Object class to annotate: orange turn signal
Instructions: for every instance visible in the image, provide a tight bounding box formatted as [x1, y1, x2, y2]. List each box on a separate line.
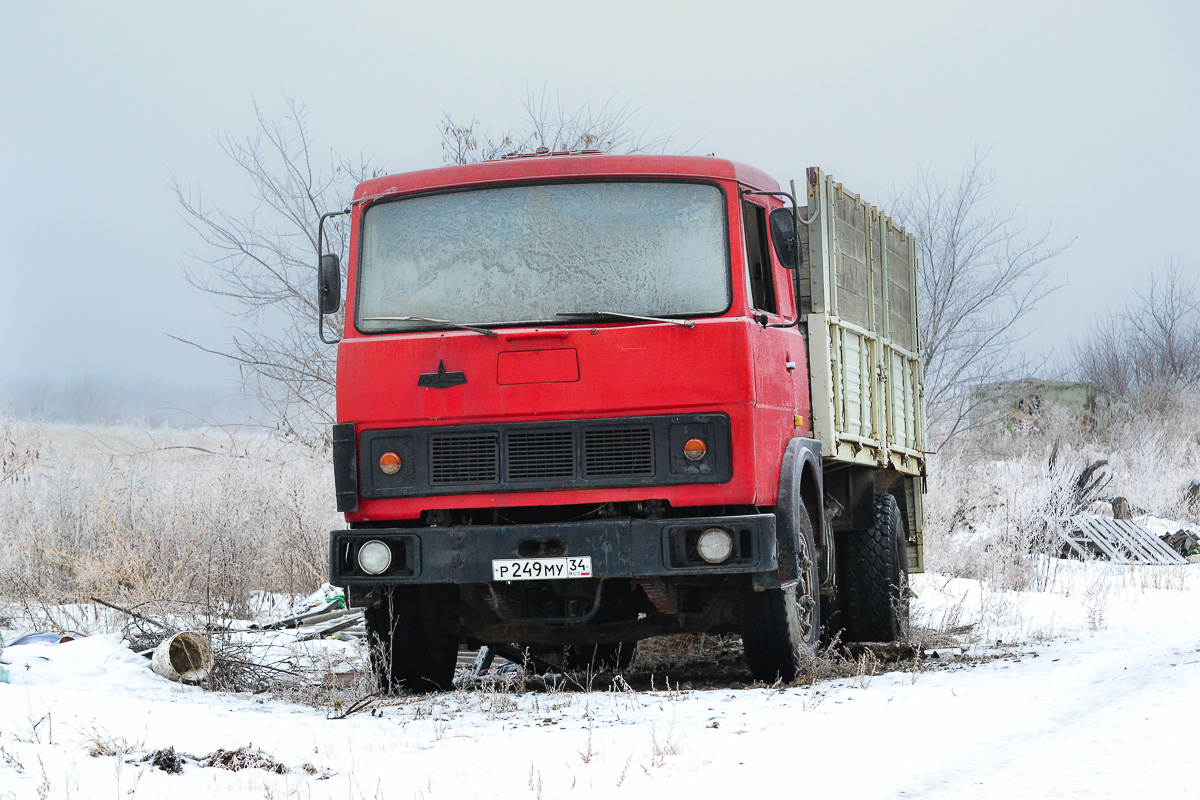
[379, 452, 402, 475]
[683, 438, 707, 461]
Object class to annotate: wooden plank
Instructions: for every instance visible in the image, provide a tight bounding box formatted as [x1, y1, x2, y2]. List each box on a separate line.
[1064, 518, 1187, 565]
[1115, 520, 1186, 562]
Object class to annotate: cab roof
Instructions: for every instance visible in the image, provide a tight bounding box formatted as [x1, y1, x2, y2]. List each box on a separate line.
[352, 154, 782, 204]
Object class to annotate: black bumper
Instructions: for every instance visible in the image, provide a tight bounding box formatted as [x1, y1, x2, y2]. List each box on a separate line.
[330, 514, 777, 585]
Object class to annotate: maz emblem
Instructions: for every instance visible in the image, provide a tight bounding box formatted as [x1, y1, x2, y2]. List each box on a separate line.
[418, 360, 467, 389]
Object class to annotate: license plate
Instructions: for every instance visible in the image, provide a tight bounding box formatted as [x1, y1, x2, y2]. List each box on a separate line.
[492, 556, 593, 581]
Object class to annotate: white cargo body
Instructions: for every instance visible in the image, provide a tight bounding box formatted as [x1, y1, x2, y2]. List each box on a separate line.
[797, 167, 927, 477]
[795, 168, 927, 571]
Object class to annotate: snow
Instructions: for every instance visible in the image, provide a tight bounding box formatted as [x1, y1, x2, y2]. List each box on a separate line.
[1, 563, 1197, 799]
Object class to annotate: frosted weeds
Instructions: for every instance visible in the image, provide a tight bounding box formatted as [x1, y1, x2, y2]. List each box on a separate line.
[0, 422, 339, 615]
[924, 388, 1200, 592]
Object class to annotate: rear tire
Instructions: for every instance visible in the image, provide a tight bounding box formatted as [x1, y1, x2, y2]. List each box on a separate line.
[363, 586, 459, 693]
[740, 496, 820, 683]
[844, 494, 910, 642]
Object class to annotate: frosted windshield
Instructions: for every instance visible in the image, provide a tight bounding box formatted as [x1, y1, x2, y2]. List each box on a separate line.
[356, 182, 729, 332]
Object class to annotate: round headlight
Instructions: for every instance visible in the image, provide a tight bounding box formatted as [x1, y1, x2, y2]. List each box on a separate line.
[357, 540, 392, 575]
[683, 438, 707, 461]
[697, 528, 734, 564]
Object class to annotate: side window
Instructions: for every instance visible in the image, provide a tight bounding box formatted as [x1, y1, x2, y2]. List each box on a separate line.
[742, 200, 777, 314]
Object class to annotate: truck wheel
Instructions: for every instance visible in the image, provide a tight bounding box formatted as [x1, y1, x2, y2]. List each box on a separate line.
[564, 641, 638, 673]
[363, 586, 459, 693]
[844, 494, 910, 642]
[740, 498, 820, 683]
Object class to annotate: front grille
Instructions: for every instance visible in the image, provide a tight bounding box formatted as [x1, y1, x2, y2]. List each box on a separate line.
[358, 413, 730, 499]
[507, 429, 574, 481]
[583, 427, 654, 477]
[429, 433, 499, 484]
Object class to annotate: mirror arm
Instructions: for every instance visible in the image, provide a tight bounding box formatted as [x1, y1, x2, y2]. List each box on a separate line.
[318, 208, 351, 345]
[743, 188, 805, 327]
[742, 189, 801, 270]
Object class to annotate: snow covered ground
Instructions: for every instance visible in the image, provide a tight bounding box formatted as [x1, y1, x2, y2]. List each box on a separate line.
[1, 562, 1196, 800]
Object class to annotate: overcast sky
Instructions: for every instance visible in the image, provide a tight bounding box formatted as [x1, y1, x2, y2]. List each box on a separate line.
[2, 1, 1197, 393]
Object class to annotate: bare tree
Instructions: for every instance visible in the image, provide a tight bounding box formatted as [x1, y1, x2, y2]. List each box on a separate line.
[891, 149, 1069, 447]
[440, 87, 675, 165]
[176, 91, 667, 441]
[1070, 316, 1131, 397]
[172, 96, 380, 440]
[1073, 259, 1200, 396]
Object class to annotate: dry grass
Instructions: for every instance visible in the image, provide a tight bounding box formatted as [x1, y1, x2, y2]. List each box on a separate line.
[0, 414, 359, 703]
[631, 634, 745, 674]
[0, 419, 339, 620]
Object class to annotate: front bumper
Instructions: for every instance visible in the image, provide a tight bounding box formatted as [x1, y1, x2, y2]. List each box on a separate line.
[330, 514, 776, 585]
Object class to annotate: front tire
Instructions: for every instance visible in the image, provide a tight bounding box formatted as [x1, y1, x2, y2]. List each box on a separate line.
[363, 586, 459, 693]
[843, 493, 910, 642]
[740, 497, 820, 683]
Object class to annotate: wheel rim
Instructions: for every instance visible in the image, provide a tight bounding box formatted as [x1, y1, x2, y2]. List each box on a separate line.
[795, 532, 817, 642]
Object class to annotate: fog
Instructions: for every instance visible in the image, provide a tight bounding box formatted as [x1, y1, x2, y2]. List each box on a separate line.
[2, 1, 1197, 422]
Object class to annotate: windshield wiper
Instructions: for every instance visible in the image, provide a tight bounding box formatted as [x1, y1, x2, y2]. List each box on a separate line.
[361, 316, 499, 337]
[555, 311, 695, 328]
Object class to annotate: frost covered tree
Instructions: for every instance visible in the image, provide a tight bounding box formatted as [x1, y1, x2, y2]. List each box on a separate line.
[1072, 259, 1200, 396]
[175, 91, 664, 441]
[438, 87, 673, 165]
[891, 150, 1069, 447]
[172, 96, 377, 441]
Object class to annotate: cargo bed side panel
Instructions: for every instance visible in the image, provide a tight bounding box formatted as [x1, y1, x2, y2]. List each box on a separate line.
[799, 167, 926, 476]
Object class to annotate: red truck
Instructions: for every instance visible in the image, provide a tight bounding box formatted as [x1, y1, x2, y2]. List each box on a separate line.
[318, 153, 927, 691]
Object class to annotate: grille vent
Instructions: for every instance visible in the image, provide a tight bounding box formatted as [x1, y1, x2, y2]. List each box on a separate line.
[507, 429, 574, 481]
[583, 427, 654, 477]
[429, 434, 499, 485]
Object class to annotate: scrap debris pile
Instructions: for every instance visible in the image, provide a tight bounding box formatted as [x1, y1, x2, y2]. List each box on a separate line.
[1056, 514, 1200, 565]
[0, 584, 366, 689]
[244, 584, 364, 638]
[1162, 528, 1200, 561]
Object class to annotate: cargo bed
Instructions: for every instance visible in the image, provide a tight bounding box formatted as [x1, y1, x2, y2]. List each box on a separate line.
[795, 167, 927, 571]
[798, 167, 927, 477]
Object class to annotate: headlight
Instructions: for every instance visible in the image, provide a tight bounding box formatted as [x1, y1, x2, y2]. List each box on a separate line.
[697, 528, 733, 564]
[357, 540, 392, 575]
[683, 438, 707, 461]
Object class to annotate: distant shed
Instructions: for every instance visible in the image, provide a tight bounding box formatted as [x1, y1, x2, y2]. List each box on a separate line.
[969, 379, 1112, 433]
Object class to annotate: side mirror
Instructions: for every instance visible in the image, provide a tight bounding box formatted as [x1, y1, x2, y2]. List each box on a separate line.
[769, 207, 800, 270]
[319, 253, 341, 315]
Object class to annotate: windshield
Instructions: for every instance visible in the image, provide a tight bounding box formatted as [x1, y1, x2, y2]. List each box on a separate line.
[355, 181, 730, 333]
